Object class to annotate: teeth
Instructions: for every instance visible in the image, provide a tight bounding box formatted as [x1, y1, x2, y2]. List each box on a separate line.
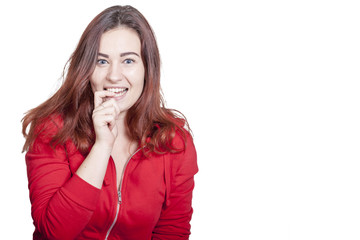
[106, 88, 127, 94]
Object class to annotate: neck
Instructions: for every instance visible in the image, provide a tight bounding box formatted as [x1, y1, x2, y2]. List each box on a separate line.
[113, 114, 138, 155]
[115, 113, 129, 140]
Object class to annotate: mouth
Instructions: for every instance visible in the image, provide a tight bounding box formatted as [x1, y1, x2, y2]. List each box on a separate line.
[105, 87, 128, 97]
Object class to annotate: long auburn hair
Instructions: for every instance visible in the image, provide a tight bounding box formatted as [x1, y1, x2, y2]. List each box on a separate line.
[22, 5, 189, 155]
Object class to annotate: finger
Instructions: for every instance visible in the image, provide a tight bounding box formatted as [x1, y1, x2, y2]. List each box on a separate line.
[99, 100, 119, 130]
[99, 98, 117, 107]
[94, 91, 115, 108]
[108, 98, 121, 117]
[104, 115, 116, 130]
[108, 116, 116, 131]
[93, 113, 116, 128]
[93, 105, 116, 116]
[95, 98, 120, 117]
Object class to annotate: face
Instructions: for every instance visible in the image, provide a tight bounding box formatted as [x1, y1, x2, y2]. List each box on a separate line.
[90, 27, 145, 115]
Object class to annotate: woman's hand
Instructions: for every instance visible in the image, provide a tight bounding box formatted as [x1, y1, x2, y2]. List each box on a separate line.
[92, 91, 120, 149]
[75, 91, 120, 189]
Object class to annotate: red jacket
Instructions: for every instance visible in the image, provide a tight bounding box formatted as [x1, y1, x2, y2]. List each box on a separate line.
[25, 116, 198, 239]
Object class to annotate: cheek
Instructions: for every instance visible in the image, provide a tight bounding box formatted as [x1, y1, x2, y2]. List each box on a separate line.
[128, 67, 145, 91]
[136, 67, 145, 90]
[139, 79, 145, 92]
[89, 72, 103, 91]
[136, 74, 145, 93]
[89, 79, 97, 93]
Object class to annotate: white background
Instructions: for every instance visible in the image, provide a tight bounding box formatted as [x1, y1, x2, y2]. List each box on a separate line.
[1, 0, 360, 239]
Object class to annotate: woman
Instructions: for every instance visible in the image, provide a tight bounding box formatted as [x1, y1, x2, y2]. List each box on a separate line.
[22, 5, 197, 240]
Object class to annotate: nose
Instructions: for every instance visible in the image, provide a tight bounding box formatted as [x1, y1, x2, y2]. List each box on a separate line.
[107, 62, 124, 82]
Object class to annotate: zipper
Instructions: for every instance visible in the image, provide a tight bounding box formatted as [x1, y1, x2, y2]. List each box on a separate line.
[104, 202, 119, 240]
[104, 148, 141, 239]
[117, 148, 141, 203]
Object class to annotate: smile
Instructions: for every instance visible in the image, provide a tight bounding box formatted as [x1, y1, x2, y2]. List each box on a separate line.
[105, 87, 128, 96]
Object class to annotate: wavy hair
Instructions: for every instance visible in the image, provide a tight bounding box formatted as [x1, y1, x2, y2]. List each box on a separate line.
[22, 5, 189, 155]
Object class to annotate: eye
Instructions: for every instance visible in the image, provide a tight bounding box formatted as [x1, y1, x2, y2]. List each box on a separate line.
[124, 59, 134, 64]
[97, 59, 108, 65]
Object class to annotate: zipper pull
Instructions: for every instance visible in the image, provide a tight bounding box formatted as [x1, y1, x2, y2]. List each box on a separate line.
[118, 190, 121, 203]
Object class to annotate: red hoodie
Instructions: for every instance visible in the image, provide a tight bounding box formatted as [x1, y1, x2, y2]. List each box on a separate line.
[25, 116, 198, 239]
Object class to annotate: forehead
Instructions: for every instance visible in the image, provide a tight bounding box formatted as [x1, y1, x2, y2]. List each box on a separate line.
[99, 27, 141, 53]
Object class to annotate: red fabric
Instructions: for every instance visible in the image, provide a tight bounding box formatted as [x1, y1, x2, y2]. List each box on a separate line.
[26, 116, 198, 240]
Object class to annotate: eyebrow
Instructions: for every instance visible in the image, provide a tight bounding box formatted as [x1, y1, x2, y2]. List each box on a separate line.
[120, 52, 140, 57]
[97, 52, 140, 58]
[98, 53, 109, 58]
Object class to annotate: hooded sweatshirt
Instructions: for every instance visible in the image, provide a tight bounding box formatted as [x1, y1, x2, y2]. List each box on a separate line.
[25, 115, 198, 239]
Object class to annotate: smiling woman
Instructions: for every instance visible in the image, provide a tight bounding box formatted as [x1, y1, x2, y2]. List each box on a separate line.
[21, 5, 197, 240]
[90, 27, 145, 115]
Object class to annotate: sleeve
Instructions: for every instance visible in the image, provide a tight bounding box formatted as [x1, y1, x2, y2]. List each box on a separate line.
[152, 132, 198, 240]
[25, 119, 101, 240]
